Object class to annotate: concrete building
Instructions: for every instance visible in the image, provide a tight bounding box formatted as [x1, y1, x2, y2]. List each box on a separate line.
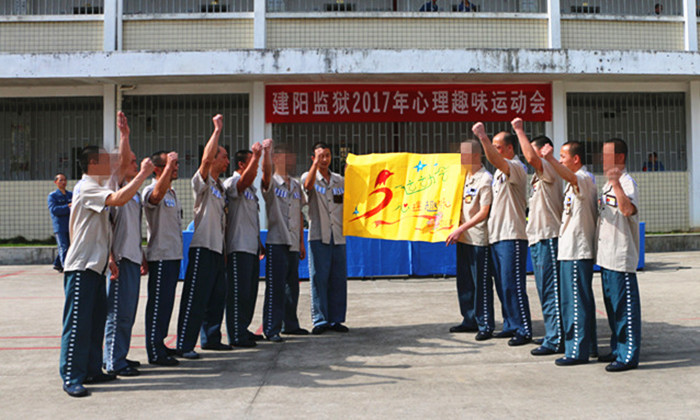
[1, 0, 698, 240]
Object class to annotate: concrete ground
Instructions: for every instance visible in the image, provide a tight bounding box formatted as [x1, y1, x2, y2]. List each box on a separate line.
[0, 252, 698, 419]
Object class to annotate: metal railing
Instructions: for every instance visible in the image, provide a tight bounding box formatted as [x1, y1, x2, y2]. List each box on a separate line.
[0, 1, 104, 15]
[560, 0, 683, 16]
[123, 0, 254, 14]
[268, 0, 547, 13]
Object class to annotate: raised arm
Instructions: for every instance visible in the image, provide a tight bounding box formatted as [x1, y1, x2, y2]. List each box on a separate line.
[237, 142, 262, 194]
[116, 111, 133, 183]
[472, 122, 509, 176]
[303, 147, 324, 191]
[541, 144, 577, 187]
[149, 152, 178, 205]
[106, 158, 154, 207]
[261, 138, 273, 191]
[511, 117, 543, 174]
[606, 168, 637, 217]
[299, 212, 306, 260]
[198, 114, 223, 179]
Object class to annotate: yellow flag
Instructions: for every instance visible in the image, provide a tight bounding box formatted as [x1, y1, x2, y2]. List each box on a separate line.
[343, 153, 466, 243]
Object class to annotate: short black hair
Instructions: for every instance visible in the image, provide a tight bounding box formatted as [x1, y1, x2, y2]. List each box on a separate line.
[234, 149, 252, 168]
[605, 138, 628, 163]
[563, 141, 585, 163]
[531, 135, 553, 149]
[312, 142, 330, 154]
[54, 172, 66, 181]
[79, 145, 101, 173]
[151, 150, 168, 167]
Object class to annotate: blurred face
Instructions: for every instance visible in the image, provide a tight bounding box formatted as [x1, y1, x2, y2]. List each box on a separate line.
[603, 142, 624, 172]
[92, 150, 112, 177]
[154, 153, 179, 181]
[54, 174, 67, 191]
[559, 145, 578, 172]
[459, 142, 481, 168]
[274, 151, 297, 175]
[315, 147, 332, 171]
[213, 146, 229, 176]
[237, 152, 253, 172]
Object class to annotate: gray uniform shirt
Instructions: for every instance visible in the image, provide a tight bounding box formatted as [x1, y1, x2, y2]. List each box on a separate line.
[526, 159, 564, 246]
[110, 191, 142, 265]
[488, 156, 528, 244]
[224, 172, 260, 255]
[596, 172, 640, 273]
[64, 174, 114, 274]
[263, 173, 305, 252]
[458, 167, 493, 247]
[558, 166, 598, 261]
[301, 171, 345, 245]
[143, 180, 183, 262]
[189, 171, 226, 254]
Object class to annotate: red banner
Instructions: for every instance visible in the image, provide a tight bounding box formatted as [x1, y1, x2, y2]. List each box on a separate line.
[266, 84, 551, 124]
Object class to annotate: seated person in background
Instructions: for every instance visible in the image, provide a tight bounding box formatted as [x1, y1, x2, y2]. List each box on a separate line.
[642, 152, 664, 172]
[419, 0, 439, 12]
[654, 3, 663, 15]
[458, 0, 476, 11]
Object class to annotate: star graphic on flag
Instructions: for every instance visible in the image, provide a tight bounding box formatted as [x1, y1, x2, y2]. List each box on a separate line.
[353, 206, 359, 215]
[414, 161, 427, 172]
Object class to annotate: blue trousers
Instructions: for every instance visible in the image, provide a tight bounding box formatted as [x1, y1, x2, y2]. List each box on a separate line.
[490, 239, 532, 338]
[59, 270, 107, 387]
[530, 238, 563, 351]
[456, 243, 494, 333]
[53, 231, 70, 269]
[177, 247, 226, 352]
[263, 245, 301, 337]
[226, 251, 260, 345]
[103, 259, 141, 372]
[309, 239, 347, 327]
[560, 259, 597, 360]
[145, 259, 180, 362]
[601, 268, 642, 366]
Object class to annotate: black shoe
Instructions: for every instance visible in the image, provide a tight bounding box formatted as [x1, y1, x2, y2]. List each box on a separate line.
[598, 353, 616, 363]
[232, 340, 257, 348]
[475, 331, 493, 341]
[266, 334, 284, 343]
[532, 338, 544, 345]
[84, 372, 117, 384]
[494, 330, 515, 339]
[110, 366, 140, 377]
[605, 361, 638, 372]
[53, 266, 64, 273]
[165, 347, 177, 356]
[63, 383, 89, 397]
[330, 324, 349, 333]
[555, 357, 589, 366]
[126, 359, 141, 367]
[530, 346, 557, 356]
[282, 328, 310, 335]
[312, 325, 329, 335]
[201, 342, 233, 351]
[449, 324, 479, 333]
[248, 331, 264, 341]
[508, 335, 532, 347]
[175, 350, 200, 359]
[149, 356, 179, 366]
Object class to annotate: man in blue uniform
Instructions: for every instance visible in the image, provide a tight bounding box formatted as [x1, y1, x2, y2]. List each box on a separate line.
[48, 173, 72, 272]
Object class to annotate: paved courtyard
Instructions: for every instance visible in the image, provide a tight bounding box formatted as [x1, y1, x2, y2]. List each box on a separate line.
[0, 251, 698, 419]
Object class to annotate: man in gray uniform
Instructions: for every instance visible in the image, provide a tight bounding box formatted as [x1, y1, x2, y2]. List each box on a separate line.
[224, 143, 265, 347]
[143, 150, 182, 367]
[512, 118, 564, 356]
[60, 146, 153, 397]
[103, 112, 149, 377]
[596, 138, 642, 372]
[176, 114, 231, 359]
[541, 141, 598, 366]
[301, 142, 348, 335]
[261, 140, 307, 342]
[445, 139, 494, 340]
[472, 122, 532, 346]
